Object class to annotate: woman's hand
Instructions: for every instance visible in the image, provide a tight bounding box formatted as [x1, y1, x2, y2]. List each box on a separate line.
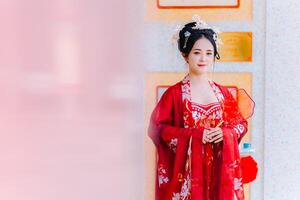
[206, 127, 223, 143]
[202, 129, 211, 144]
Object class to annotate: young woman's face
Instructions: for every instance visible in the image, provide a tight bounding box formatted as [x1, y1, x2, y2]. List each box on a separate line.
[185, 37, 215, 76]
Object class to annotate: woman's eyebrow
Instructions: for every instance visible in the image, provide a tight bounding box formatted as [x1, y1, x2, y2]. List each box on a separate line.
[193, 49, 213, 51]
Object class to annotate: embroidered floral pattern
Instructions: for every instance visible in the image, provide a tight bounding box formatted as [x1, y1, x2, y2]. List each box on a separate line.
[209, 80, 225, 102]
[172, 193, 180, 200]
[182, 76, 191, 102]
[180, 173, 191, 198]
[234, 178, 243, 191]
[192, 102, 223, 128]
[171, 174, 191, 200]
[168, 138, 178, 153]
[182, 76, 193, 129]
[229, 160, 239, 169]
[234, 124, 246, 135]
[158, 165, 169, 187]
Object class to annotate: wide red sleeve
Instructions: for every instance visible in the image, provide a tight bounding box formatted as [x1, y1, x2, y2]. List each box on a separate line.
[148, 86, 203, 147]
[221, 87, 248, 143]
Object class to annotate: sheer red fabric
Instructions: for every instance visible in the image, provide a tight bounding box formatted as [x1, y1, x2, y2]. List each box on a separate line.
[230, 88, 255, 120]
[148, 78, 249, 200]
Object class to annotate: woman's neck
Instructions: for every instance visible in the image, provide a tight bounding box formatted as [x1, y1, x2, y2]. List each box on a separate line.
[189, 73, 211, 86]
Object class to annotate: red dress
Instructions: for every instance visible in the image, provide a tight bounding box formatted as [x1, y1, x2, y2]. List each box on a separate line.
[191, 102, 223, 200]
[148, 75, 248, 200]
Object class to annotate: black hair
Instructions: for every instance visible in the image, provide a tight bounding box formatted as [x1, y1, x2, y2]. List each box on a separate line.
[178, 22, 220, 59]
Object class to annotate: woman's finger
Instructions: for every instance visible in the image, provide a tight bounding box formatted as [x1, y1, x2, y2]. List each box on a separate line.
[202, 134, 206, 144]
[213, 137, 223, 143]
[209, 134, 223, 142]
[206, 128, 219, 135]
[202, 130, 209, 144]
[206, 127, 222, 135]
[203, 137, 210, 144]
[207, 130, 222, 138]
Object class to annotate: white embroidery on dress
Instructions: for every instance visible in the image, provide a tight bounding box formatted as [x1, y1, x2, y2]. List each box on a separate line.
[171, 174, 191, 200]
[229, 160, 239, 168]
[234, 178, 243, 191]
[172, 193, 180, 200]
[215, 109, 222, 119]
[168, 138, 178, 153]
[236, 124, 245, 133]
[180, 174, 191, 198]
[233, 127, 239, 134]
[210, 81, 225, 102]
[192, 103, 221, 115]
[182, 76, 191, 102]
[158, 166, 169, 187]
[233, 124, 245, 135]
[192, 110, 199, 119]
[182, 84, 190, 94]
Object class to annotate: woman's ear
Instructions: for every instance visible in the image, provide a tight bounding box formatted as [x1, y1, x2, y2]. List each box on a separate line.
[181, 53, 188, 63]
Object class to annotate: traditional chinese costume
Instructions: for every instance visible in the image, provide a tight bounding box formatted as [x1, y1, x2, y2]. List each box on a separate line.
[148, 75, 249, 200]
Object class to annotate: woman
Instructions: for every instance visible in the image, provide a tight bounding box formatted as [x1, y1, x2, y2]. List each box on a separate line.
[148, 16, 248, 200]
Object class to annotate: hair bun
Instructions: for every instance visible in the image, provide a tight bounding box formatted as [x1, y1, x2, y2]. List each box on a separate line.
[177, 22, 220, 59]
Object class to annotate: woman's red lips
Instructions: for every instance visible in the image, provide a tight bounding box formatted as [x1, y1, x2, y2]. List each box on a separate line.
[198, 64, 206, 67]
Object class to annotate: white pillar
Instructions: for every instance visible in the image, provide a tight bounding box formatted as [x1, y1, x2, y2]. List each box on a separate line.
[264, 0, 300, 199]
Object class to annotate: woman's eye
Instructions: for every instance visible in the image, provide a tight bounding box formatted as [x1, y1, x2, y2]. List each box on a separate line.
[194, 52, 200, 54]
[207, 52, 213, 55]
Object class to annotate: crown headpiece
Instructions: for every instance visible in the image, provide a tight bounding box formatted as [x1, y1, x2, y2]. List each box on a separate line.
[171, 15, 223, 50]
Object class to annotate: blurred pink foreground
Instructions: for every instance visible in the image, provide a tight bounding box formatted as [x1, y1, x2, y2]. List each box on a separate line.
[0, 1, 143, 199]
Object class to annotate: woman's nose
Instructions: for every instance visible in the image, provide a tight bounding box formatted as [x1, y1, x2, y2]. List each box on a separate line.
[199, 53, 206, 61]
